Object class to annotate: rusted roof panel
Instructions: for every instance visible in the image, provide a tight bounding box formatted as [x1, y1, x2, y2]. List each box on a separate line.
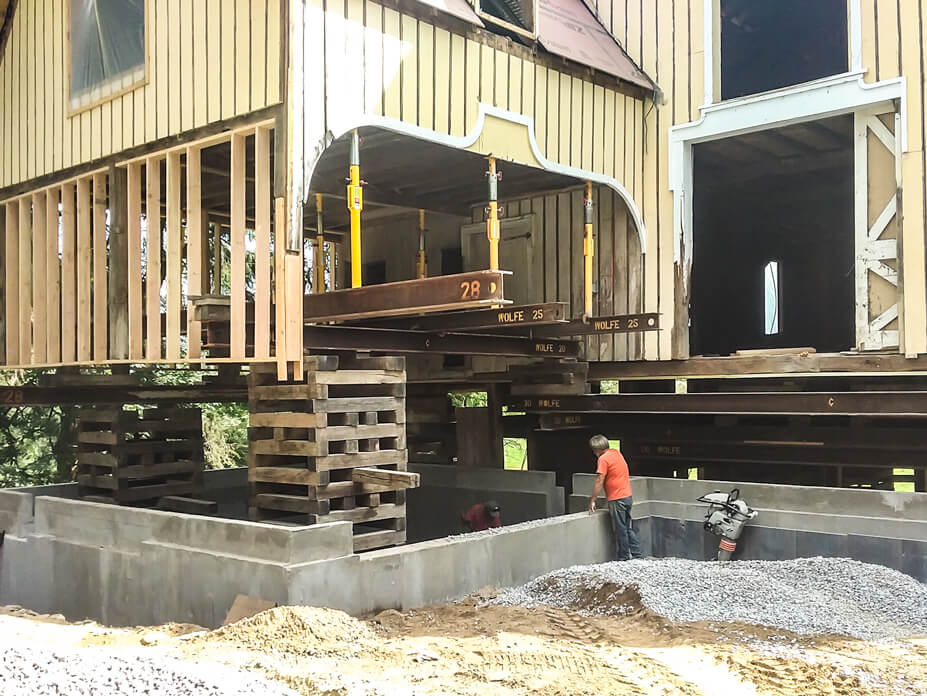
[414, 0, 484, 26]
[537, 0, 653, 90]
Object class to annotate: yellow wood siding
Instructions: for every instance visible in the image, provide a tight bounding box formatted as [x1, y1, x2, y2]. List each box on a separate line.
[0, 0, 284, 191]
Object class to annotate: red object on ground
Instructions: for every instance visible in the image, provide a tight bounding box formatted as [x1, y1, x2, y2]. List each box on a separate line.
[462, 503, 501, 532]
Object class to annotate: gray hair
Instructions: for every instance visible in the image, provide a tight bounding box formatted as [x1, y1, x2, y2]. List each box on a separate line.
[588, 434, 610, 452]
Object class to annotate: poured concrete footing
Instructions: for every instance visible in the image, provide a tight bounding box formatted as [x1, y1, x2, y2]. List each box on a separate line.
[1, 474, 925, 628]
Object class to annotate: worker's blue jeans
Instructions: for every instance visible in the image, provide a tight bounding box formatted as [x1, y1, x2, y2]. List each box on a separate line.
[608, 497, 642, 561]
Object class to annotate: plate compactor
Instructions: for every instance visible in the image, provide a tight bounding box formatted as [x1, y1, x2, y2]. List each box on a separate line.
[697, 488, 758, 561]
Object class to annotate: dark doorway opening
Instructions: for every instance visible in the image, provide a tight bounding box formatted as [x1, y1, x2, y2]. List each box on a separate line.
[721, 0, 848, 100]
[690, 115, 855, 356]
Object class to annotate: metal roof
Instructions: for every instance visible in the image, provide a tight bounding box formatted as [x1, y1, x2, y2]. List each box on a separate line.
[537, 0, 653, 90]
[414, 0, 484, 26]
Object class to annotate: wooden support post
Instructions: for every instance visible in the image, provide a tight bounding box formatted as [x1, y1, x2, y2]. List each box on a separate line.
[254, 127, 271, 358]
[283, 197, 303, 374]
[212, 221, 222, 294]
[92, 173, 109, 361]
[146, 157, 162, 360]
[32, 192, 47, 364]
[186, 147, 203, 360]
[46, 189, 61, 363]
[19, 196, 33, 364]
[0, 206, 6, 364]
[274, 199, 286, 378]
[230, 132, 246, 360]
[76, 177, 92, 362]
[60, 183, 76, 363]
[109, 165, 129, 361]
[127, 163, 143, 360]
[4, 202, 18, 365]
[166, 152, 182, 360]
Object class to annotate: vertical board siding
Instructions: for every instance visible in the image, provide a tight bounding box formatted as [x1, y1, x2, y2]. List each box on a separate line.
[92, 173, 108, 361]
[0, 0, 284, 190]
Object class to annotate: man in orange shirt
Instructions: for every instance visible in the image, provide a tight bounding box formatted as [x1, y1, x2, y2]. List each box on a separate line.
[588, 435, 641, 561]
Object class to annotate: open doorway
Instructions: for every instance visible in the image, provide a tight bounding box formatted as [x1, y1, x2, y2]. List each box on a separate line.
[690, 115, 855, 356]
[720, 0, 848, 100]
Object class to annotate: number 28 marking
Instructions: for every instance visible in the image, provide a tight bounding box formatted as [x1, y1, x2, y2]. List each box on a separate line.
[460, 280, 481, 299]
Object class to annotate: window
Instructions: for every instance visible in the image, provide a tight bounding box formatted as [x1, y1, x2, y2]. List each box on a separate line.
[474, 0, 536, 38]
[70, 0, 146, 111]
[764, 261, 780, 335]
[720, 0, 847, 100]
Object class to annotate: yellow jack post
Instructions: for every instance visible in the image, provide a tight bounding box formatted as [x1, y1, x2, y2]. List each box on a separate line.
[486, 157, 500, 271]
[347, 130, 363, 288]
[416, 209, 427, 279]
[314, 194, 325, 294]
[583, 182, 595, 319]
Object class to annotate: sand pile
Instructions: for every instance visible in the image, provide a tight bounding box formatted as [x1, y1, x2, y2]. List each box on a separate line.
[203, 606, 373, 657]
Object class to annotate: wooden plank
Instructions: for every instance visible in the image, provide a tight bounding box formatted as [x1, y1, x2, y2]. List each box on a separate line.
[166, 151, 182, 360]
[418, 22, 434, 129]
[156, 0, 170, 138]
[248, 467, 326, 485]
[92, 173, 108, 361]
[31, 192, 47, 363]
[401, 14, 418, 124]
[266, 0, 282, 104]
[253, 493, 327, 515]
[363, 0, 384, 117]
[45, 188, 60, 362]
[543, 194, 557, 302]
[230, 133, 247, 360]
[186, 147, 203, 359]
[254, 128, 271, 358]
[382, 8, 402, 120]
[876, 0, 900, 81]
[314, 503, 403, 524]
[59, 184, 76, 362]
[249, 412, 325, 428]
[16, 195, 30, 363]
[4, 202, 19, 364]
[127, 163, 143, 359]
[207, 0, 222, 123]
[351, 467, 420, 488]
[556, 192, 571, 304]
[108, 166, 129, 361]
[250, 0, 267, 110]
[192, 0, 208, 128]
[314, 449, 407, 471]
[311, 371, 404, 386]
[76, 178, 92, 361]
[494, 48, 507, 109]
[274, 200, 285, 372]
[146, 158, 162, 360]
[251, 440, 321, 457]
[324, 423, 402, 441]
[118, 460, 202, 479]
[464, 39, 480, 133]
[282, 197, 303, 370]
[235, 0, 251, 115]
[860, 0, 876, 82]
[434, 27, 450, 134]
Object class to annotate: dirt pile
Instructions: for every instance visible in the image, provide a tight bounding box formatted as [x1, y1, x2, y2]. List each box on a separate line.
[202, 606, 374, 657]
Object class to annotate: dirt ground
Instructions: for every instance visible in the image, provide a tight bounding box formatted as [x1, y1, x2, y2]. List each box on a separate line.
[3, 594, 926, 696]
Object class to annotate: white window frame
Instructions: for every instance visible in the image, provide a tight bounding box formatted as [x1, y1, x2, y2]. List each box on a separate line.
[702, 0, 863, 108]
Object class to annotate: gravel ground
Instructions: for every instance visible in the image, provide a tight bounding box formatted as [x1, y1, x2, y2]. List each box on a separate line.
[0, 643, 300, 696]
[495, 557, 927, 641]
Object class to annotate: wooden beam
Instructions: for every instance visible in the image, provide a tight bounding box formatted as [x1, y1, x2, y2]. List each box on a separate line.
[31, 192, 47, 364]
[60, 183, 76, 362]
[351, 467, 421, 488]
[4, 201, 19, 364]
[254, 127, 271, 358]
[230, 133, 246, 360]
[166, 152, 183, 360]
[45, 189, 60, 363]
[303, 271, 509, 323]
[187, 147, 203, 359]
[18, 195, 32, 364]
[127, 163, 143, 359]
[77, 177, 92, 361]
[356, 302, 568, 331]
[146, 157, 162, 360]
[92, 174, 109, 361]
[108, 166, 129, 361]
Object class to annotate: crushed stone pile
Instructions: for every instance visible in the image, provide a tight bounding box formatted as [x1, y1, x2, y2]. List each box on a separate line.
[202, 605, 374, 656]
[0, 643, 300, 696]
[495, 557, 927, 641]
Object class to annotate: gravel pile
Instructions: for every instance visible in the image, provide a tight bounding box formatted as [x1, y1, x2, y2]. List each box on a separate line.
[0, 643, 300, 696]
[495, 557, 927, 640]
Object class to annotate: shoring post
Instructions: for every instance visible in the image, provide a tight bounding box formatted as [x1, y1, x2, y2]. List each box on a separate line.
[416, 209, 427, 279]
[486, 156, 501, 271]
[314, 194, 325, 293]
[583, 182, 595, 318]
[347, 130, 363, 288]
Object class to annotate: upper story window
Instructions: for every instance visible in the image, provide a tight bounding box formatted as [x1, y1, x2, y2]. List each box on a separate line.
[721, 0, 847, 100]
[474, 0, 536, 39]
[69, 0, 146, 112]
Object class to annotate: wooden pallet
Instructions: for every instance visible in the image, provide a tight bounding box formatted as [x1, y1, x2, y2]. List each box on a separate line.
[76, 406, 205, 506]
[247, 356, 417, 552]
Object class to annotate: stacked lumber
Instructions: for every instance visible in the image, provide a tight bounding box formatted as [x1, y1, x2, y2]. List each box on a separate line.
[247, 356, 418, 552]
[76, 406, 205, 505]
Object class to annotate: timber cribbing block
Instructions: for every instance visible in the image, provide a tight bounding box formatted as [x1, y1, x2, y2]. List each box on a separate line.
[247, 355, 415, 552]
[76, 405, 205, 506]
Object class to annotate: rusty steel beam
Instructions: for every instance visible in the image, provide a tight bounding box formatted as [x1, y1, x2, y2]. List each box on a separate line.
[303, 271, 509, 323]
[532, 312, 661, 337]
[508, 391, 927, 417]
[304, 325, 579, 357]
[354, 302, 568, 332]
